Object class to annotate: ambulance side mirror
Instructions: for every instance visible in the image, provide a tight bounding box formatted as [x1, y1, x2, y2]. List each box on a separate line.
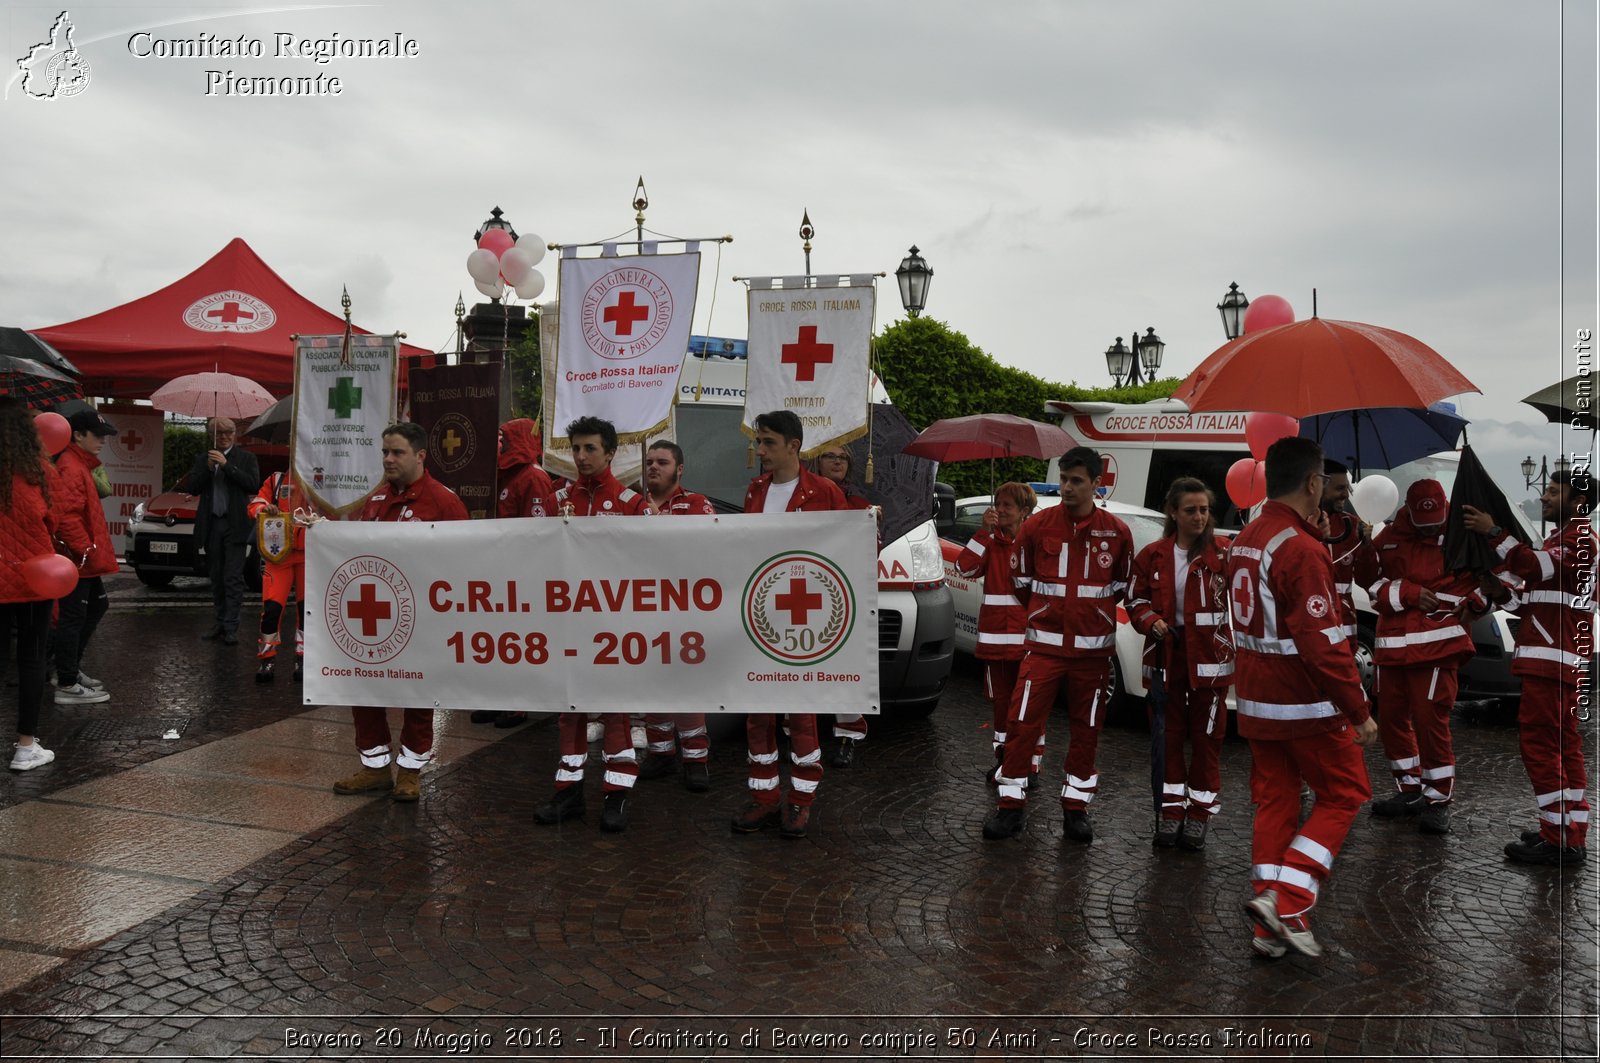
[933, 482, 956, 534]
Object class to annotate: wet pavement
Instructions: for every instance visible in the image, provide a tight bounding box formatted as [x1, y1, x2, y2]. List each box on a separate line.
[0, 571, 1595, 1060]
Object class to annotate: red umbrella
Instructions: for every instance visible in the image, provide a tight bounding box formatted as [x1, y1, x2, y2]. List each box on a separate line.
[903, 413, 1079, 493]
[1173, 317, 1479, 417]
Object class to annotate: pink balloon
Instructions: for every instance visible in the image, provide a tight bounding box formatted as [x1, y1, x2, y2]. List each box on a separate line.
[477, 229, 515, 259]
[1242, 294, 1295, 334]
[21, 553, 78, 599]
[35, 412, 70, 455]
[1245, 411, 1300, 461]
[1226, 457, 1267, 510]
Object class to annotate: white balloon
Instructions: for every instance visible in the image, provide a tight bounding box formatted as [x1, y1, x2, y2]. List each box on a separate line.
[499, 247, 534, 286]
[514, 270, 545, 301]
[474, 277, 503, 299]
[515, 234, 546, 266]
[467, 248, 501, 284]
[1350, 475, 1400, 524]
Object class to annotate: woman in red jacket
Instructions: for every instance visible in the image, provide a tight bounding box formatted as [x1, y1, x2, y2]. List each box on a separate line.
[49, 408, 118, 704]
[1127, 477, 1235, 851]
[954, 481, 1036, 784]
[1, 399, 60, 770]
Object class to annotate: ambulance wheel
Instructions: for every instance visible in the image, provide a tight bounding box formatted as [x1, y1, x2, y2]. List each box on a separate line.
[1354, 623, 1377, 706]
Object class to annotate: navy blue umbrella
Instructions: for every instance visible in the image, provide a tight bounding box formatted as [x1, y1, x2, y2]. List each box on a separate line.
[1299, 403, 1467, 475]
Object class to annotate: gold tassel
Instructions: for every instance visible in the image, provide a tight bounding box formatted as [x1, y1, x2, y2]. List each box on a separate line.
[746, 438, 755, 468]
[865, 454, 875, 485]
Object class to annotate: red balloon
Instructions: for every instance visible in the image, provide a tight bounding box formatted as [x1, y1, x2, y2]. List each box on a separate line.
[1242, 294, 1295, 334]
[1226, 457, 1267, 510]
[1245, 411, 1300, 461]
[477, 229, 515, 259]
[21, 553, 78, 599]
[35, 411, 70, 455]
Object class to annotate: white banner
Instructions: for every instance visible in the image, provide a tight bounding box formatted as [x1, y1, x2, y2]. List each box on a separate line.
[293, 334, 398, 516]
[96, 404, 164, 552]
[743, 283, 873, 457]
[304, 511, 879, 714]
[553, 252, 700, 441]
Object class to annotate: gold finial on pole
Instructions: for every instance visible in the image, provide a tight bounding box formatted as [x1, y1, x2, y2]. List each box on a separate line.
[633, 176, 649, 243]
[799, 209, 815, 277]
[341, 285, 353, 324]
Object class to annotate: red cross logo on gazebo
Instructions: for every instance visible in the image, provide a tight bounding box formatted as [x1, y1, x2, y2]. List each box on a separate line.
[206, 301, 255, 326]
[781, 325, 834, 382]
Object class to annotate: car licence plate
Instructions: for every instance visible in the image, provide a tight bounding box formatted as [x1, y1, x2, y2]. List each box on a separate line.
[149, 540, 179, 554]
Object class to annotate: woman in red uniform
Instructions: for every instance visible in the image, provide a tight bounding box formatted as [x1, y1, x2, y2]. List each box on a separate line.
[1, 399, 60, 770]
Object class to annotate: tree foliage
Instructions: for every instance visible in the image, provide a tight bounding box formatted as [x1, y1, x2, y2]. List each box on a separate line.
[507, 312, 542, 421]
[163, 424, 207, 488]
[874, 316, 1180, 498]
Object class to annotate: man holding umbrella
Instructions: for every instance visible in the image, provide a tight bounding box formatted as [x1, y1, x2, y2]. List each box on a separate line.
[190, 417, 259, 645]
[1463, 470, 1597, 866]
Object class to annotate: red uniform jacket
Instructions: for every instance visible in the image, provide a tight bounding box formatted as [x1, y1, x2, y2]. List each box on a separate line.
[359, 470, 469, 523]
[1, 464, 58, 603]
[1226, 500, 1370, 739]
[744, 467, 847, 514]
[497, 419, 558, 518]
[1128, 534, 1235, 688]
[1367, 507, 1486, 668]
[53, 442, 118, 577]
[649, 484, 715, 516]
[246, 471, 316, 556]
[1324, 510, 1379, 638]
[1009, 504, 1132, 660]
[1493, 518, 1598, 683]
[954, 527, 1026, 661]
[556, 468, 646, 517]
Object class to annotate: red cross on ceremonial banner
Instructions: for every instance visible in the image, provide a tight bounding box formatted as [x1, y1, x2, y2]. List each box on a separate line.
[774, 577, 823, 626]
[120, 429, 143, 452]
[603, 290, 650, 336]
[347, 582, 392, 637]
[780, 325, 834, 382]
[206, 301, 255, 325]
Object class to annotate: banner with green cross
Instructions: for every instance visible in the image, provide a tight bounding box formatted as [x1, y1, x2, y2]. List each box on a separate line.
[292, 333, 398, 516]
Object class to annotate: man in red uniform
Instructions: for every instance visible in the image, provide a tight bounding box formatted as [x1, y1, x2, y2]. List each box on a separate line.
[50, 409, 119, 705]
[245, 470, 321, 683]
[534, 415, 648, 833]
[331, 423, 468, 803]
[733, 409, 848, 839]
[1230, 436, 1378, 959]
[1321, 460, 1379, 649]
[1366, 479, 1488, 834]
[637, 440, 717, 792]
[1464, 469, 1597, 866]
[983, 447, 1134, 844]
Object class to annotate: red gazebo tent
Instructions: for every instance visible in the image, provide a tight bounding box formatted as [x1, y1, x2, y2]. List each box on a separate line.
[33, 238, 436, 398]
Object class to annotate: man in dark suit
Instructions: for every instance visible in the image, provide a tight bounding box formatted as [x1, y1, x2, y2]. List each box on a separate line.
[189, 417, 259, 645]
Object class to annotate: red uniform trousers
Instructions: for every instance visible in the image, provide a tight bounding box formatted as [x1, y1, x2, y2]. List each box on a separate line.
[556, 713, 637, 793]
[746, 713, 822, 807]
[985, 659, 1022, 750]
[352, 708, 434, 770]
[1248, 727, 1371, 919]
[256, 558, 305, 661]
[1375, 664, 1458, 804]
[833, 714, 868, 741]
[1159, 635, 1227, 821]
[996, 655, 1112, 811]
[1520, 676, 1590, 848]
[644, 713, 709, 763]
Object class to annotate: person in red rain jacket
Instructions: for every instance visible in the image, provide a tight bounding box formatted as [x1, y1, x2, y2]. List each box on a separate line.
[636, 440, 718, 793]
[982, 447, 1134, 845]
[535, 416, 648, 835]
[331, 423, 468, 804]
[813, 445, 876, 767]
[1230, 437, 1378, 959]
[732, 410, 850, 840]
[50, 409, 119, 704]
[1127, 477, 1235, 852]
[1464, 469, 1597, 866]
[1321, 460, 1380, 645]
[496, 417, 558, 519]
[245, 470, 324, 684]
[1365, 479, 1488, 835]
[2, 399, 61, 770]
[954, 481, 1037, 785]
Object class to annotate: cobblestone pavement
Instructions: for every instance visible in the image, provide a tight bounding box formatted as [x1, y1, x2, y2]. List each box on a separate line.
[0, 573, 1595, 1060]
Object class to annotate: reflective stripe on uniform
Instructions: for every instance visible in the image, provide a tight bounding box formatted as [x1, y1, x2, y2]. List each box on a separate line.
[1375, 625, 1467, 650]
[1237, 698, 1339, 721]
[983, 593, 1019, 606]
[1235, 633, 1299, 654]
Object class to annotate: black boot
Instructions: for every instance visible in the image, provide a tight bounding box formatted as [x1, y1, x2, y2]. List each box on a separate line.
[254, 660, 274, 684]
[600, 791, 628, 833]
[534, 786, 585, 825]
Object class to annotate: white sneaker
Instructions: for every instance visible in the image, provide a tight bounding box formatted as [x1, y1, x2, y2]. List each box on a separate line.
[631, 724, 648, 750]
[10, 743, 55, 771]
[76, 671, 105, 692]
[586, 720, 604, 744]
[55, 682, 110, 705]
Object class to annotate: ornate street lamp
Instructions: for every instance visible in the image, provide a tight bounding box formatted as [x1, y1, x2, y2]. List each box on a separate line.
[1107, 327, 1164, 387]
[1218, 281, 1250, 340]
[896, 245, 932, 318]
[473, 205, 518, 244]
[1104, 337, 1133, 386]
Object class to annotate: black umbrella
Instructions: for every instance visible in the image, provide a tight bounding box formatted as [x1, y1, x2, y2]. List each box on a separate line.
[0, 327, 80, 376]
[245, 394, 291, 444]
[1444, 444, 1533, 573]
[0, 354, 79, 408]
[844, 403, 937, 549]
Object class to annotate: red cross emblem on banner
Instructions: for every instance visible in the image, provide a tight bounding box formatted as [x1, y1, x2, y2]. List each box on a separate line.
[603, 290, 650, 336]
[781, 325, 834, 382]
[346, 582, 393, 637]
[773, 577, 823, 625]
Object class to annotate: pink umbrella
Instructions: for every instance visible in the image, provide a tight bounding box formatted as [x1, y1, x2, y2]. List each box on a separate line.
[903, 413, 1080, 492]
[150, 370, 276, 421]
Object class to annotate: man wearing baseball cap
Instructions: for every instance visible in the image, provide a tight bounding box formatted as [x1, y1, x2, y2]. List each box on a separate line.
[1365, 479, 1489, 835]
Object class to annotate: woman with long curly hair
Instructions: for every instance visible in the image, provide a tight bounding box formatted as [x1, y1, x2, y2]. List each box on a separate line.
[0, 397, 60, 769]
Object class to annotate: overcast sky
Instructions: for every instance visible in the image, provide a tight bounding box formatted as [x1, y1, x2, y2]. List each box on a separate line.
[2, 0, 1594, 501]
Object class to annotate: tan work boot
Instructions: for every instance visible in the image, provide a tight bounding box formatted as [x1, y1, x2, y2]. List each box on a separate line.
[391, 767, 422, 803]
[333, 764, 393, 795]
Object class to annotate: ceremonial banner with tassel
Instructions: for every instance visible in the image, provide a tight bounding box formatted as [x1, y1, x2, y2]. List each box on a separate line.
[552, 247, 701, 445]
[741, 275, 874, 458]
[292, 331, 398, 516]
[408, 359, 500, 519]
